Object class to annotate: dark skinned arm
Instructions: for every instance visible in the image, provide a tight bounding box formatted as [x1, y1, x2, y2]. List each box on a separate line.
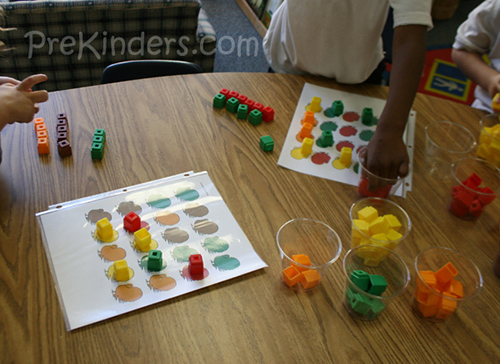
[365, 24, 427, 180]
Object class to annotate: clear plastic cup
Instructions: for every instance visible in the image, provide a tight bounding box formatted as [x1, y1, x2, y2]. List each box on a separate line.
[425, 120, 476, 180]
[276, 218, 342, 292]
[448, 157, 500, 220]
[343, 245, 410, 321]
[412, 247, 483, 322]
[357, 146, 404, 199]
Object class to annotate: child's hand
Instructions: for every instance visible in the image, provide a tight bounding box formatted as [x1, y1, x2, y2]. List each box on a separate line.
[365, 130, 409, 185]
[487, 73, 500, 100]
[0, 74, 48, 128]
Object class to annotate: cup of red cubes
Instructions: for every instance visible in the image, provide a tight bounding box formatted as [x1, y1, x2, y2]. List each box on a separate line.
[448, 157, 500, 220]
[357, 146, 404, 199]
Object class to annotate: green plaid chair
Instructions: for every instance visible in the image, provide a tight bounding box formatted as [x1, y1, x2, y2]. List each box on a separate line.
[0, 0, 217, 91]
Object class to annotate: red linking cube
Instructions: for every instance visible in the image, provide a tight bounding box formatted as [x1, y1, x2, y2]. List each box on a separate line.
[189, 254, 204, 276]
[123, 211, 141, 233]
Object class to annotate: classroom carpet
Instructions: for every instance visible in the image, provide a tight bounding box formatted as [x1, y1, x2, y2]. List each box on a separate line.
[418, 47, 476, 105]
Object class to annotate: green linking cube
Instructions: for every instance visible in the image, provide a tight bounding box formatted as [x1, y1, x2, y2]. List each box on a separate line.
[324, 100, 344, 118]
[349, 290, 372, 315]
[249, 109, 263, 125]
[147, 250, 163, 271]
[351, 270, 370, 291]
[91, 142, 104, 160]
[237, 104, 248, 120]
[362, 107, 374, 126]
[367, 274, 388, 295]
[213, 93, 226, 109]
[260, 135, 274, 152]
[226, 97, 240, 113]
[93, 135, 104, 144]
[317, 130, 334, 148]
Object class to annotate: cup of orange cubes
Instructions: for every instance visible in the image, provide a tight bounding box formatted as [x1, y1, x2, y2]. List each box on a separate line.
[412, 247, 483, 322]
[349, 198, 411, 261]
[276, 218, 342, 291]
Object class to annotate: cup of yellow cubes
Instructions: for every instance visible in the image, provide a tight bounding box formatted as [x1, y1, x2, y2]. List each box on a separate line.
[477, 114, 500, 167]
[412, 247, 483, 322]
[349, 197, 411, 261]
[276, 218, 342, 292]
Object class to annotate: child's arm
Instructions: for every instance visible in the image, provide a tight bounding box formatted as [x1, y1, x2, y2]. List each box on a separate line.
[452, 49, 500, 99]
[365, 24, 427, 180]
[0, 74, 48, 131]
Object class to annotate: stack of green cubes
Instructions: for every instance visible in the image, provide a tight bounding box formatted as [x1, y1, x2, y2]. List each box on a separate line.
[91, 128, 106, 160]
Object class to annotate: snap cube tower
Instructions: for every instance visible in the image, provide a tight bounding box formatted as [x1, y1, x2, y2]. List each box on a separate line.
[91, 128, 106, 160]
[56, 113, 72, 157]
[34, 118, 50, 155]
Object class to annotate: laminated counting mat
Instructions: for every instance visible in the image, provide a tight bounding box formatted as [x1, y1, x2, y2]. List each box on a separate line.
[278, 83, 415, 197]
[37, 171, 267, 330]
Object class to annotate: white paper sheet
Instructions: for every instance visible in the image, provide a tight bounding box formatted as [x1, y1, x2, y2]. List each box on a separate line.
[278, 83, 415, 197]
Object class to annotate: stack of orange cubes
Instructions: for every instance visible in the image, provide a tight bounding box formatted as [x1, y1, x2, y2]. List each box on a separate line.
[414, 262, 464, 319]
[34, 117, 49, 155]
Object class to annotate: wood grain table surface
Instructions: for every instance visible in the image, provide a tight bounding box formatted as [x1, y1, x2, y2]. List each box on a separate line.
[0, 73, 499, 364]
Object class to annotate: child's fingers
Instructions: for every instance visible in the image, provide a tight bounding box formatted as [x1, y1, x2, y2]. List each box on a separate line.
[17, 74, 48, 92]
[0, 76, 21, 86]
[28, 90, 49, 103]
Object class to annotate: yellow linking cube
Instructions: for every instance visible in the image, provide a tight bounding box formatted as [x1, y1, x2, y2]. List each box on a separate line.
[305, 96, 322, 113]
[134, 228, 153, 252]
[113, 259, 133, 282]
[96, 217, 119, 242]
[333, 147, 353, 169]
[301, 137, 314, 157]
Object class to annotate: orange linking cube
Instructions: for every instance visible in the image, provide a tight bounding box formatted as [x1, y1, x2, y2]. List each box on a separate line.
[413, 262, 463, 319]
[282, 254, 321, 289]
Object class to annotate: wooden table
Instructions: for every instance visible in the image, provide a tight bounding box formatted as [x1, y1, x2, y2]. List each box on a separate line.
[1, 73, 499, 363]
